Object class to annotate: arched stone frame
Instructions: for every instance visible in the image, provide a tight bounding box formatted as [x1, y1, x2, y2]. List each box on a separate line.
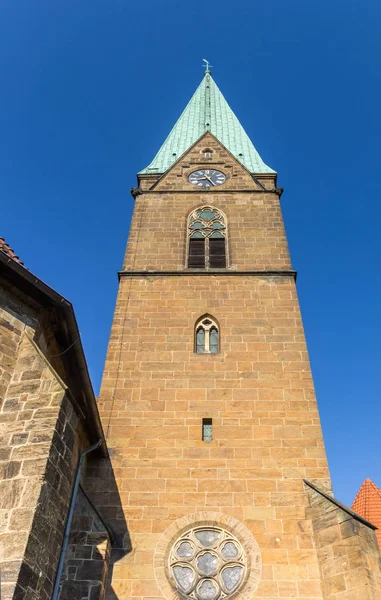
[194, 314, 220, 355]
[154, 511, 262, 600]
[186, 206, 229, 270]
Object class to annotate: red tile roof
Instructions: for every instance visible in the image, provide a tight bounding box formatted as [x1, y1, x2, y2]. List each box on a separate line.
[0, 237, 23, 265]
[351, 478, 381, 548]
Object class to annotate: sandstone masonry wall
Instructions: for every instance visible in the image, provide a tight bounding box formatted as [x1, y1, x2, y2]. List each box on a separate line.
[0, 284, 89, 600]
[306, 483, 381, 599]
[0, 326, 81, 600]
[99, 140, 330, 600]
[99, 134, 381, 600]
[124, 135, 290, 272]
[99, 274, 330, 600]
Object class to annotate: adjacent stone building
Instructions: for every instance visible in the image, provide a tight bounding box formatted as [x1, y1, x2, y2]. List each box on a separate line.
[0, 240, 127, 600]
[1, 69, 381, 600]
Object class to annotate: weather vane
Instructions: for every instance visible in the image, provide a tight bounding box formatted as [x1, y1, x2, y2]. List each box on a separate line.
[202, 58, 213, 73]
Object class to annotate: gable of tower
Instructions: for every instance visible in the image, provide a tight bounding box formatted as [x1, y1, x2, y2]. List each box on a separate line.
[146, 132, 270, 192]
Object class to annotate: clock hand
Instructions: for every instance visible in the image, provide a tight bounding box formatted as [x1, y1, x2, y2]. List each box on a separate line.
[204, 175, 215, 186]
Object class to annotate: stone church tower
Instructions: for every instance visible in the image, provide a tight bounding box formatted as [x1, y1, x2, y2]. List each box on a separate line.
[99, 70, 381, 600]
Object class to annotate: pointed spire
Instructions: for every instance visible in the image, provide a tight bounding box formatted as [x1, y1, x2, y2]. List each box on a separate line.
[139, 70, 275, 175]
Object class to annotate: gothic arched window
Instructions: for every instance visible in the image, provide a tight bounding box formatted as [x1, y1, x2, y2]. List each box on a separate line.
[188, 206, 227, 269]
[195, 316, 219, 354]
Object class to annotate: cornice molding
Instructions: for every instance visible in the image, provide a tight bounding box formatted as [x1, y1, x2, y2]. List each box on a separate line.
[132, 189, 282, 195]
[118, 269, 297, 280]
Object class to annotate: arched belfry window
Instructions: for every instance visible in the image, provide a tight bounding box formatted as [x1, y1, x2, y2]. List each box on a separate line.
[202, 147, 213, 160]
[188, 206, 227, 269]
[195, 316, 219, 354]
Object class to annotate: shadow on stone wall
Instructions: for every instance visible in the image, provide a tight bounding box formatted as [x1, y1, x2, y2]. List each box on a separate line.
[7, 416, 131, 600]
[78, 454, 132, 600]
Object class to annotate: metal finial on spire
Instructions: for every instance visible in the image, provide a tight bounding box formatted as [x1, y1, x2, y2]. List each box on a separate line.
[202, 58, 213, 74]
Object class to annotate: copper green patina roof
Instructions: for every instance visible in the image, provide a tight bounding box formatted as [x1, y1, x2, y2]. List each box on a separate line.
[140, 72, 275, 175]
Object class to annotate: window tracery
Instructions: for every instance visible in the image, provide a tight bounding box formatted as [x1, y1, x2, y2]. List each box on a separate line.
[195, 316, 219, 354]
[168, 526, 246, 600]
[188, 206, 227, 269]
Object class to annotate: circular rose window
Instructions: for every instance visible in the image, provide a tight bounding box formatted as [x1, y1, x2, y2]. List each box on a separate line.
[168, 527, 247, 599]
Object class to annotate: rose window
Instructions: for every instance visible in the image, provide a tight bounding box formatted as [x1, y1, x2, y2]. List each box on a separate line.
[168, 527, 246, 599]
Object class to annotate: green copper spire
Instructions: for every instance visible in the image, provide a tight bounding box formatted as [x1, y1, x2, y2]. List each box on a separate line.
[139, 71, 275, 175]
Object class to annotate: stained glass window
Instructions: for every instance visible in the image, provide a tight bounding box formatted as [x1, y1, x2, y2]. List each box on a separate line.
[190, 222, 205, 230]
[168, 526, 246, 600]
[221, 566, 244, 592]
[173, 565, 196, 593]
[197, 580, 219, 600]
[188, 206, 227, 269]
[221, 542, 239, 559]
[177, 541, 195, 559]
[195, 317, 219, 354]
[196, 328, 205, 354]
[199, 209, 218, 221]
[195, 530, 221, 547]
[209, 328, 218, 354]
[197, 552, 218, 576]
[211, 222, 224, 229]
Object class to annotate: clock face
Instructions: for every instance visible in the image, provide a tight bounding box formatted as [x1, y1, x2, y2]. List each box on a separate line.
[188, 169, 226, 188]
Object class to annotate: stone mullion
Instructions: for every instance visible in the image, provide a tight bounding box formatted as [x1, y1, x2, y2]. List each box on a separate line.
[204, 327, 210, 353]
[205, 236, 210, 269]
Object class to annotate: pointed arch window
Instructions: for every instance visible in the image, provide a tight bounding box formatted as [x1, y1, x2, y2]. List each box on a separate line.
[188, 206, 227, 269]
[195, 316, 219, 354]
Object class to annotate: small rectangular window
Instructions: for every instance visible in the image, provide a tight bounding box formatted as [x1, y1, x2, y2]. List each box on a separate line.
[202, 418, 213, 442]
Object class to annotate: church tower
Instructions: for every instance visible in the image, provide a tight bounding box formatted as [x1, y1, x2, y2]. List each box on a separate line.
[99, 69, 381, 600]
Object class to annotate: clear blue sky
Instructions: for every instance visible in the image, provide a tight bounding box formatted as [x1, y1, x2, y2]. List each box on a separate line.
[1, 0, 380, 505]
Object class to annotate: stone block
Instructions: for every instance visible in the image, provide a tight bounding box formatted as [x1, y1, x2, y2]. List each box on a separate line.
[0, 460, 21, 479]
[17, 561, 40, 592]
[9, 508, 34, 531]
[76, 559, 105, 581]
[0, 560, 23, 582]
[0, 532, 28, 560]
[89, 583, 103, 600]
[60, 580, 91, 600]
[0, 479, 24, 509]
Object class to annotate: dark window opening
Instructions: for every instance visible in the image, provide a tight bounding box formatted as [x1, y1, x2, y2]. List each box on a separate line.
[188, 238, 205, 268]
[202, 418, 213, 441]
[209, 238, 226, 268]
[188, 206, 227, 270]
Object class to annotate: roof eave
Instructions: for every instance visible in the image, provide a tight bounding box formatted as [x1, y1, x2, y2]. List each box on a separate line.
[0, 251, 107, 457]
[304, 479, 378, 531]
[138, 131, 276, 190]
